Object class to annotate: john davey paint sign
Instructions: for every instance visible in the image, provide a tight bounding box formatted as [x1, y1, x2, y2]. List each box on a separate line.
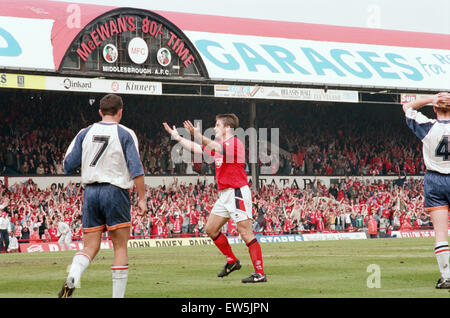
[60, 9, 206, 79]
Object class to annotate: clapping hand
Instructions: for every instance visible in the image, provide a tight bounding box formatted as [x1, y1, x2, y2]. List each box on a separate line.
[183, 120, 201, 137]
[163, 122, 181, 141]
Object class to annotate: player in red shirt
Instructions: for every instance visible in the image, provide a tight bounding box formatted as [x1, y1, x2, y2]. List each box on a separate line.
[163, 113, 266, 283]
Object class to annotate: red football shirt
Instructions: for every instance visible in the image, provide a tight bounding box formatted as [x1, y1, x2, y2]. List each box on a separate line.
[203, 137, 248, 191]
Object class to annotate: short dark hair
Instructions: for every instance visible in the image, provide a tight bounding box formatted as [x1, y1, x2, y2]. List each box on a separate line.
[216, 113, 239, 129]
[434, 106, 450, 116]
[99, 94, 123, 116]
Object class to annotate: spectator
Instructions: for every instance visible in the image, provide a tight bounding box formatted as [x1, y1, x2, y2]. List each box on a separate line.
[21, 226, 30, 243]
[30, 227, 40, 243]
[0, 211, 11, 253]
[55, 216, 73, 251]
[379, 216, 389, 238]
[7, 232, 19, 253]
[392, 212, 401, 230]
[186, 205, 199, 234]
[48, 222, 58, 242]
[368, 215, 378, 238]
[169, 212, 182, 237]
[41, 229, 51, 242]
[355, 213, 364, 229]
[197, 215, 205, 234]
[13, 220, 22, 240]
[418, 213, 431, 228]
[400, 218, 414, 231]
[133, 222, 146, 239]
[36, 163, 45, 175]
[151, 218, 164, 239]
[181, 211, 190, 234]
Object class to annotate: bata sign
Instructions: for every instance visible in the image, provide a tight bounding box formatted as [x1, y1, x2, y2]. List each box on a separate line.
[69, 12, 201, 77]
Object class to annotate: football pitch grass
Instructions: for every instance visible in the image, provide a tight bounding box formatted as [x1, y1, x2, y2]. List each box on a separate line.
[0, 237, 449, 298]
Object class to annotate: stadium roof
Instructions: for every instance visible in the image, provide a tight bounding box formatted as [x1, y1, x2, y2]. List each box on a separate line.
[1, 0, 449, 91]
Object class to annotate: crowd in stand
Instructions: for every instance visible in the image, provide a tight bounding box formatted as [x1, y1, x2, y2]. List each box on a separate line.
[0, 91, 430, 177]
[275, 104, 427, 176]
[0, 174, 434, 251]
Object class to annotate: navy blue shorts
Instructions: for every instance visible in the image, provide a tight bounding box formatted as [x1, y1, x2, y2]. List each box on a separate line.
[82, 183, 131, 233]
[424, 171, 450, 212]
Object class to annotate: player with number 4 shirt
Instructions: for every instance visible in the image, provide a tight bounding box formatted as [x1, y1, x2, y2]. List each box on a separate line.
[403, 92, 450, 289]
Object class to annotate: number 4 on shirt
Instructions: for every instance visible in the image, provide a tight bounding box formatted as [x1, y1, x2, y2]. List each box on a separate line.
[435, 135, 450, 161]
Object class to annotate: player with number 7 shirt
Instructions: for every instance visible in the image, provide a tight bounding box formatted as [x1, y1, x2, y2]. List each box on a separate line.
[403, 92, 450, 289]
[58, 94, 147, 298]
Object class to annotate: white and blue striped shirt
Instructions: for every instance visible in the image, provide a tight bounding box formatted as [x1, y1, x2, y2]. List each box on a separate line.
[64, 122, 144, 189]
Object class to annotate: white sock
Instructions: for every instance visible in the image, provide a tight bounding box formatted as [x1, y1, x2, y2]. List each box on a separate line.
[112, 265, 129, 298]
[68, 252, 91, 287]
[434, 242, 450, 280]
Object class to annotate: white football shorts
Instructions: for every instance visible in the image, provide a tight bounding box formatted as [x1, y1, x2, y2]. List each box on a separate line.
[211, 185, 253, 223]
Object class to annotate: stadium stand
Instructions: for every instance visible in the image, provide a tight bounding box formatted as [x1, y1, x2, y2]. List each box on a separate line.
[0, 175, 433, 250]
[0, 91, 431, 177]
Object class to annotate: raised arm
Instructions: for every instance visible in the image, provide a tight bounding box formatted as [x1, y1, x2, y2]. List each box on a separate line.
[183, 120, 223, 154]
[163, 122, 203, 154]
[402, 92, 450, 113]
